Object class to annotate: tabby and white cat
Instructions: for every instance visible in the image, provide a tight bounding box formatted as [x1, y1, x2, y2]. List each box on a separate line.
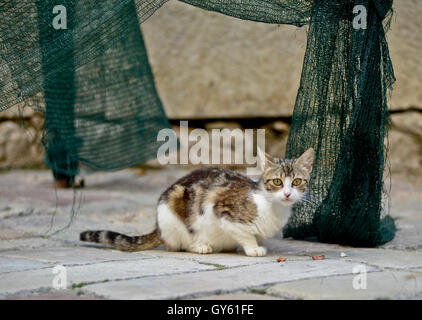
[80, 148, 314, 256]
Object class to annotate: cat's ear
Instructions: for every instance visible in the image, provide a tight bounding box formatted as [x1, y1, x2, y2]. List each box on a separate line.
[295, 148, 314, 173]
[257, 147, 275, 171]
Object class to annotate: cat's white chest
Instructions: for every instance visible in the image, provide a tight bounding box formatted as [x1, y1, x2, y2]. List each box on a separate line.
[251, 193, 287, 238]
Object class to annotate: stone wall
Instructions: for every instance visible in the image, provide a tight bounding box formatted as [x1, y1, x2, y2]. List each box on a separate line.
[1, 108, 420, 178]
[142, 0, 422, 118]
[389, 111, 422, 176]
[141, 0, 422, 176]
[0, 106, 44, 169]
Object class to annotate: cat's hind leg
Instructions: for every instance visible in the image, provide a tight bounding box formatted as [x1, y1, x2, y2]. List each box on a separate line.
[157, 202, 192, 251]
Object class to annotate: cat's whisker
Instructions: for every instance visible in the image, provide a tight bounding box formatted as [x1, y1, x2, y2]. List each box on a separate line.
[299, 197, 320, 206]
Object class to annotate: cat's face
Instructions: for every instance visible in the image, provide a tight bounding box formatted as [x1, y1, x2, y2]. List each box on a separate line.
[258, 148, 314, 206]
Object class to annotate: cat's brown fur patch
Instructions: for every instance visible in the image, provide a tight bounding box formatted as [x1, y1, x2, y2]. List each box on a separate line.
[160, 167, 259, 225]
[166, 184, 188, 221]
[213, 185, 258, 224]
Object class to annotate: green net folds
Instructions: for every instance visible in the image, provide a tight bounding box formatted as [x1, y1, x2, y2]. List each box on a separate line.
[282, 0, 396, 246]
[1, 0, 172, 175]
[0, 0, 396, 246]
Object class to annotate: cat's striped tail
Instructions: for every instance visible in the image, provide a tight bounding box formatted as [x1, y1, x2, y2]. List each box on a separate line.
[79, 229, 162, 251]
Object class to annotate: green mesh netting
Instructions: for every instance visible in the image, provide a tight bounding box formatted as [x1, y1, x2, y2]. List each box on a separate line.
[178, 0, 396, 246]
[281, 0, 396, 246]
[0, 0, 395, 246]
[1, 0, 172, 176]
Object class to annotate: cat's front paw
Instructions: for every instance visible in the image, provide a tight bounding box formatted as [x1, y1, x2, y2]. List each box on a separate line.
[244, 246, 267, 257]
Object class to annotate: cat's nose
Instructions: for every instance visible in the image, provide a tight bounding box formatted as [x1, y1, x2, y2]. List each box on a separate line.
[284, 191, 291, 198]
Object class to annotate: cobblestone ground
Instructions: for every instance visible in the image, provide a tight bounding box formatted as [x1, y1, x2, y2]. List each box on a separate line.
[0, 168, 421, 300]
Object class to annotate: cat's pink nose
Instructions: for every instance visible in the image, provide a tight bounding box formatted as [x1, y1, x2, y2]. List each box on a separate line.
[284, 191, 291, 198]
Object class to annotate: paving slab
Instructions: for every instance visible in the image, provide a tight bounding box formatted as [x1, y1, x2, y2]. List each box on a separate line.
[0, 213, 155, 244]
[324, 248, 422, 269]
[140, 249, 278, 268]
[82, 260, 377, 299]
[0, 237, 64, 252]
[6, 292, 101, 300]
[382, 218, 422, 251]
[264, 238, 346, 255]
[196, 293, 282, 300]
[265, 269, 422, 300]
[1, 168, 421, 300]
[0, 246, 152, 266]
[0, 257, 214, 297]
[0, 256, 51, 274]
[141, 249, 322, 268]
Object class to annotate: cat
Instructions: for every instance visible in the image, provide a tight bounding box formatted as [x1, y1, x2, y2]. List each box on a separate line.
[80, 148, 314, 257]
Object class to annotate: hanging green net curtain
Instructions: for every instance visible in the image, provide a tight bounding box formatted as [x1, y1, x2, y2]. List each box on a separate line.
[0, 0, 395, 246]
[1, 0, 173, 174]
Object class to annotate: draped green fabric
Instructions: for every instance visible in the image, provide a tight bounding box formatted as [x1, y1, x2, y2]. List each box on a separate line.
[0, 0, 395, 246]
[1, 0, 172, 176]
[281, 0, 396, 246]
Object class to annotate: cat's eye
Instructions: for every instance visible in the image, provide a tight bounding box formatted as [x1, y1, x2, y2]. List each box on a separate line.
[273, 178, 283, 186]
[292, 178, 302, 186]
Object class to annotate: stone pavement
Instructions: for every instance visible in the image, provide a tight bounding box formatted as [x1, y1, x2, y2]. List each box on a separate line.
[0, 168, 421, 300]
